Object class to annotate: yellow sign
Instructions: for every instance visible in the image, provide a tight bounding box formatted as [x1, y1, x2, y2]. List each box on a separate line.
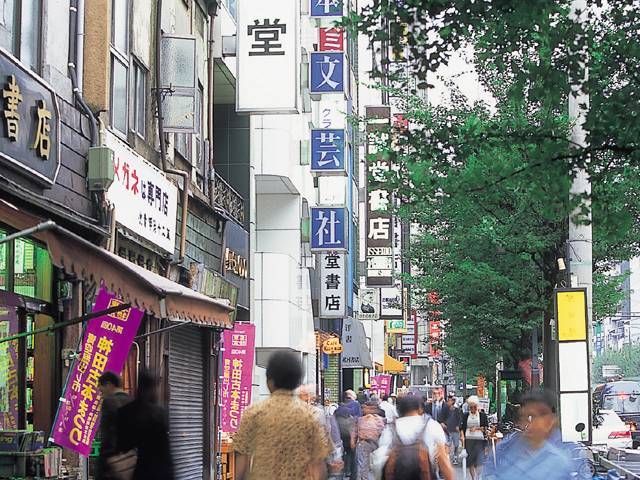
[557, 290, 587, 341]
[322, 337, 343, 355]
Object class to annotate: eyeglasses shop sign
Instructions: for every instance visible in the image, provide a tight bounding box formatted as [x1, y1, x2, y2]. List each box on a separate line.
[105, 131, 178, 253]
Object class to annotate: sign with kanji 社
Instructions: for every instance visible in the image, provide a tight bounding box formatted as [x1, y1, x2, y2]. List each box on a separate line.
[237, 0, 299, 113]
[311, 207, 348, 251]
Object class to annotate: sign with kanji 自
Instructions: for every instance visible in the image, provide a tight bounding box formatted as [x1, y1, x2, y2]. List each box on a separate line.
[0, 48, 60, 186]
[311, 207, 348, 251]
[237, 0, 299, 113]
[105, 131, 178, 253]
[319, 252, 346, 318]
[311, 0, 344, 17]
[310, 52, 345, 95]
[319, 27, 344, 51]
[311, 128, 346, 175]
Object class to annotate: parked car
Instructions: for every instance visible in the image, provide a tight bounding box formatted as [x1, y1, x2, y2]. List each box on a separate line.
[593, 381, 640, 448]
[592, 410, 633, 450]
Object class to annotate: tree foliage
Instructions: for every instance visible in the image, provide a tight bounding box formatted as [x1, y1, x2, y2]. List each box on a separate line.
[355, 1, 640, 374]
[593, 345, 640, 384]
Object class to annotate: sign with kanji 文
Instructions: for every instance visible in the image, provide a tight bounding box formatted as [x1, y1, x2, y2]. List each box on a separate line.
[319, 27, 344, 51]
[52, 289, 143, 457]
[310, 52, 345, 95]
[105, 131, 178, 253]
[311, 128, 346, 175]
[319, 252, 346, 318]
[310, 207, 348, 251]
[310, 0, 344, 17]
[0, 48, 60, 186]
[220, 323, 255, 434]
[237, 0, 299, 113]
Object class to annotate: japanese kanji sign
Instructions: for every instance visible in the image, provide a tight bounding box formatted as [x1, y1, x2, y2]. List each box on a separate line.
[237, 0, 299, 113]
[105, 131, 178, 253]
[310, 0, 343, 17]
[52, 289, 144, 457]
[311, 128, 346, 175]
[310, 52, 345, 94]
[319, 27, 344, 51]
[220, 323, 255, 433]
[316, 96, 347, 129]
[0, 50, 60, 185]
[310, 206, 348, 251]
[341, 318, 373, 368]
[319, 252, 346, 318]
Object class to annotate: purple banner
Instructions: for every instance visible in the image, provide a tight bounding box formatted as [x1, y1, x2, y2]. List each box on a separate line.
[52, 289, 143, 457]
[370, 374, 392, 397]
[220, 323, 255, 433]
[0, 292, 21, 430]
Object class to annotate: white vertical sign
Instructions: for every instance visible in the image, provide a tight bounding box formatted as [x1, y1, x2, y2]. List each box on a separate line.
[236, 0, 299, 113]
[319, 252, 346, 318]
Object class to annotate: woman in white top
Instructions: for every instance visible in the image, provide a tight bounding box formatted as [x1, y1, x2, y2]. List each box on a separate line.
[460, 395, 489, 480]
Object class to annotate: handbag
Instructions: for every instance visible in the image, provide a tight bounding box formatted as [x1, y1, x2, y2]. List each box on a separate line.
[106, 449, 137, 480]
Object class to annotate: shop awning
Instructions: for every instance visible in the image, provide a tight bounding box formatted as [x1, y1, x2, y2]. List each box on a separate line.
[0, 200, 234, 328]
[384, 354, 406, 373]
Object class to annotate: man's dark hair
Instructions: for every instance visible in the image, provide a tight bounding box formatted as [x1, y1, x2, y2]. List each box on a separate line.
[521, 390, 556, 414]
[266, 351, 303, 391]
[98, 371, 121, 388]
[381, 394, 389, 401]
[358, 387, 365, 392]
[397, 395, 422, 417]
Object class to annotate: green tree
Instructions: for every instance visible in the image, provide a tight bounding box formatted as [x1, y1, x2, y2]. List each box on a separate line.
[593, 345, 640, 384]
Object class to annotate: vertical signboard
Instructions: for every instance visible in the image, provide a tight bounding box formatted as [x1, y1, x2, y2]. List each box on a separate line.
[310, 0, 344, 17]
[365, 107, 393, 286]
[220, 323, 256, 433]
[0, 293, 20, 430]
[53, 290, 144, 456]
[401, 310, 417, 355]
[319, 252, 347, 318]
[310, 207, 348, 251]
[341, 317, 373, 368]
[356, 287, 380, 320]
[311, 129, 347, 175]
[555, 288, 591, 443]
[319, 27, 344, 51]
[237, 0, 299, 113]
[310, 52, 345, 95]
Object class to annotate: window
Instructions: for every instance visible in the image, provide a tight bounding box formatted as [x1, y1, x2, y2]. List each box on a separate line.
[0, 0, 41, 72]
[132, 62, 146, 138]
[110, 0, 129, 134]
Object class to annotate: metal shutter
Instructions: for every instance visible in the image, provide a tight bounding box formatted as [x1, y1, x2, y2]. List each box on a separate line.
[169, 326, 204, 480]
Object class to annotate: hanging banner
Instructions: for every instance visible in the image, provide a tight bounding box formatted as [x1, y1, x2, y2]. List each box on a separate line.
[52, 289, 144, 457]
[237, 0, 299, 113]
[0, 292, 21, 430]
[370, 374, 392, 397]
[220, 323, 256, 434]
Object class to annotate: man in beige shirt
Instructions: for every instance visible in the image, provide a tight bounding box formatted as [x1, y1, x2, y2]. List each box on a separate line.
[234, 351, 331, 480]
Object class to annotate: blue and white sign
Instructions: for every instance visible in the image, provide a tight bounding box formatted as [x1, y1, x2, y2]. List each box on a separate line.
[311, 207, 348, 251]
[311, 129, 346, 175]
[310, 0, 343, 17]
[310, 52, 345, 95]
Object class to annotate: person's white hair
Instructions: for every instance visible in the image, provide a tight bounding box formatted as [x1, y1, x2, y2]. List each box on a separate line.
[467, 395, 480, 406]
[345, 389, 357, 400]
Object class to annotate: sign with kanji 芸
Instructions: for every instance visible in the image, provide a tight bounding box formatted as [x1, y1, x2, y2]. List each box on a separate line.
[310, 52, 345, 95]
[311, 128, 346, 175]
[311, 207, 348, 251]
[0, 48, 60, 186]
[105, 131, 178, 253]
[319, 27, 344, 51]
[237, 0, 299, 113]
[311, 0, 343, 17]
[319, 252, 346, 318]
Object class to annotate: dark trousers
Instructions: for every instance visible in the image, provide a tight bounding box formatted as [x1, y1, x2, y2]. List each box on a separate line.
[343, 446, 357, 479]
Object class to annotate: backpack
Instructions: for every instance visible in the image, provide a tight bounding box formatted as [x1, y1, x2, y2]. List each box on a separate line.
[382, 422, 432, 480]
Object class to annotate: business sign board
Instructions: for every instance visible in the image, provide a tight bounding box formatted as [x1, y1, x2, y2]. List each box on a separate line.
[310, 0, 344, 17]
[387, 319, 407, 334]
[401, 309, 417, 355]
[316, 96, 347, 129]
[341, 317, 373, 368]
[319, 27, 344, 51]
[237, 0, 299, 113]
[310, 207, 348, 251]
[53, 290, 144, 456]
[0, 48, 60, 185]
[381, 285, 402, 317]
[105, 131, 178, 253]
[319, 252, 346, 318]
[310, 52, 345, 95]
[311, 128, 346, 175]
[0, 292, 20, 430]
[356, 287, 380, 320]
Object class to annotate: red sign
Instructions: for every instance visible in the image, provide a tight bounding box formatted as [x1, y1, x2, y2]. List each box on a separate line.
[429, 320, 441, 357]
[319, 27, 344, 51]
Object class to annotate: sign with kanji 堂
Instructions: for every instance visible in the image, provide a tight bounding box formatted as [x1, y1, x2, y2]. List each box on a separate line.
[319, 252, 346, 318]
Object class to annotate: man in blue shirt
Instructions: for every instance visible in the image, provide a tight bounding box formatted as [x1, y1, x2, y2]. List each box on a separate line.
[484, 390, 590, 480]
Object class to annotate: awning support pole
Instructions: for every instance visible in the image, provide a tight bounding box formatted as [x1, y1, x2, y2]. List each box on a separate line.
[0, 220, 57, 245]
[134, 320, 194, 339]
[0, 303, 131, 344]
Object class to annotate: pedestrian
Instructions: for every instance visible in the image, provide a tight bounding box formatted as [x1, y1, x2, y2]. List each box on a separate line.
[117, 371, 174, 480]
[379, 394, 398, 424]
[355, 401, 385, 480]
[372, 395, 455, 480]
[357, 387, 368, 404]
[483, 390, 589, 479]
[334, 397, 358, 479]
[428, 390, 445, 422]
[460, 395, 489, 480]
[234, 351, 331, 480]
[343, 389, 363, 417]
[96, 372, 131, 480]
[439, 394, 462, 465]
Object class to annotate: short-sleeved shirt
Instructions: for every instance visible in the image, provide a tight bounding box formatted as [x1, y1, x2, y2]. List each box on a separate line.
[233, 390, 332, 480]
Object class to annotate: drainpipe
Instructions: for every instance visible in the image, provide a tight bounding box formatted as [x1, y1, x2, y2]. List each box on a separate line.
[207, 2, 220, 199]
[155, 0, 189, 265]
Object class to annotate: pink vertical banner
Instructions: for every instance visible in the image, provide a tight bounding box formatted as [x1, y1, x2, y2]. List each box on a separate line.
[52, 289, 143, 456]
[371, 374, 392, 397]
[220, 323, 255, 433]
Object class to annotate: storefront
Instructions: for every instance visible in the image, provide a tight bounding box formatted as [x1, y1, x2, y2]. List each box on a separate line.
[341, 317, 373, 392]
